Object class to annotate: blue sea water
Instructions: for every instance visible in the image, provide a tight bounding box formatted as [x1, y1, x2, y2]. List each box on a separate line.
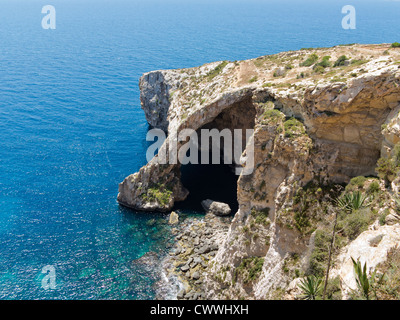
[0, 0, 399, 299]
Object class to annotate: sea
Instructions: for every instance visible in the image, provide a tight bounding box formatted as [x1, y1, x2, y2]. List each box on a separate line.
[0, 0, 399, 299]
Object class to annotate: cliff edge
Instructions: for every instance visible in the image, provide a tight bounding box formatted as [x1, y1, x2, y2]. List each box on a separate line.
[118, 44, 400, 299]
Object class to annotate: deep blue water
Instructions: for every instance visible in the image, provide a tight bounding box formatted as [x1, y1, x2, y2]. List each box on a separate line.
[0, 0, 399, 299]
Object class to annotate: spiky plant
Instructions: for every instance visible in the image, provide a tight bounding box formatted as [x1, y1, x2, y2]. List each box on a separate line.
[298, 275, 323, 300]
[336, 191, 368, 212]
[350, 257, 385, 300]
[352, 257, 371, 299]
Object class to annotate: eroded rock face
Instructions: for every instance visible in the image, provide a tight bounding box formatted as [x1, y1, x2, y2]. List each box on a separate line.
[139, 70, 182, 132]
[119, 44, 400, 299]
[330, 224, 400, 299]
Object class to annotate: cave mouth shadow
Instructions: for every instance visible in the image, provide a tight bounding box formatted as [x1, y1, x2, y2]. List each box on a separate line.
[173, 162, 239, 214]
[172, 97, 257, 215]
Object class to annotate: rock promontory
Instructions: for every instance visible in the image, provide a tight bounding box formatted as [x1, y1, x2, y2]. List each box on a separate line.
[119, 44, 400, 300]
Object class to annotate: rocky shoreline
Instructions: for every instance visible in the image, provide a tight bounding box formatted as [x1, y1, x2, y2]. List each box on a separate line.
[125, 44, 400, 299]
[155, 210, 232, 300]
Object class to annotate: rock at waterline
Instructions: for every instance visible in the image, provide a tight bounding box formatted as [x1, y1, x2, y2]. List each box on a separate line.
[168, 211, 179, 225]
[201, 199, 231, 216]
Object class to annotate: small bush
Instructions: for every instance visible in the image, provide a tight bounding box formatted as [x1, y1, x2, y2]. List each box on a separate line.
[314, 56, 331, 68]
[283, 117, 306, 138]
[391, 42, 400, 48]
[346, 176, 367, 192]
[261, 108, 285, 125]
[313, 65, 325, 74]
[375, 247, 400, 299]
[324, 276, 342, 300]
[308, 230, 330, 278]
[376, 157, 398, 183]
[333, 55, 349, 67]
[249, 76, 258, 83]
[141, 183, 173, 206]
[367, 181, 380, 194]
[234, 257, 264, 284]
[206, 61, 229, 80]
[251, 207, 271, 226]
[300, 53, 319, 67]
[350, 59, 368, 66]
[341, 207, 376, 240]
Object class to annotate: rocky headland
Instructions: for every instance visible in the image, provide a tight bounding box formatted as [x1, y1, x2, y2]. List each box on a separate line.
[119, 44, 400, 300]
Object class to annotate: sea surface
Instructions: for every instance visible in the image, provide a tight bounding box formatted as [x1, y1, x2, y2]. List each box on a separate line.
[0, 0, 399, 299]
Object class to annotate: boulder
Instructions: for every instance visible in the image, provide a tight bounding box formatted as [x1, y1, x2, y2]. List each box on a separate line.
[168, 211, 179, 225]
[192, 271, 201, 280]
[201, 199, 231, 216]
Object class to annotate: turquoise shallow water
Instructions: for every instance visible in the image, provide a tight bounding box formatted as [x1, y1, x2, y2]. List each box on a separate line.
[0, 0, 399, 299]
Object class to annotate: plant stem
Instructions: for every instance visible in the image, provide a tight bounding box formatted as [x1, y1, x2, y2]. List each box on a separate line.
[323, 207, 338, 300]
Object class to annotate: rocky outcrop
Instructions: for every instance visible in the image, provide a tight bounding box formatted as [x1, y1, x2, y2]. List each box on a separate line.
[119, 44, 400, 299]
[330, 224, 400, 299]
[139, 70, 183, 132]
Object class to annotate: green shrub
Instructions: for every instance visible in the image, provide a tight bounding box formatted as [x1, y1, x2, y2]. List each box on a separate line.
[141, 183, 173, 206]
[300, 53, 319, 67]
[333, 55, 349, 67]
[251, 207, 271, 226]
[313, 65, 325, 74]
[234, 257, 264, 284]
[340, 207, 375, 240]
[376, 157, 398, 183]
[206, 61, 229, 80]
[308, 229, 332, 278]
[374, 247, 400, 299]
[314, 56, 331, 69]
[350, 59, 368, 66]
[367, 181, 380, 194]
[346, 176, 367, 192]
[261, 108, 285, 125]
[249, 76, 258, 83]
[324, 276, 342, 300]
[297, 72, 306, 79]
[283, 117, 306, 138]
[391, 42, 400, 48]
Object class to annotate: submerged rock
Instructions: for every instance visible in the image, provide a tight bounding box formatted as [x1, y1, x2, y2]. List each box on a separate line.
[131, 251, 161, 276]
[201, 199, 231, 216]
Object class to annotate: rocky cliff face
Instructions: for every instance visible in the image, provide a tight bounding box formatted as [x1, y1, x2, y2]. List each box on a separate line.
[118, 44, 400, 299]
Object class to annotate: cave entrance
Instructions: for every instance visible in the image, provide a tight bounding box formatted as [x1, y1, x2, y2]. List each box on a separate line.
[174, 97, 256, 214]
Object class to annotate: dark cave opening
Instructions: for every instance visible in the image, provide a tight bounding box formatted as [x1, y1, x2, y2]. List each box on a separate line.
[174, 162, 239, 213]
[173, 97, 257, 215]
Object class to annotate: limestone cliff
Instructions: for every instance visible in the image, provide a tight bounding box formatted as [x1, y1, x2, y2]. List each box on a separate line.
[118, 44, 400, 299]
